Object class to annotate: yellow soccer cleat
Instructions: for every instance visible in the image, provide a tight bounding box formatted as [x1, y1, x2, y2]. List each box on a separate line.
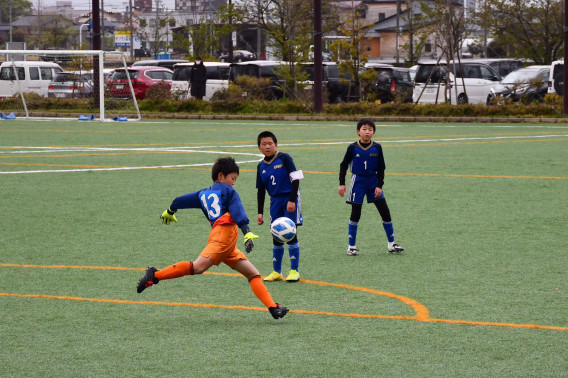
[263, 271, 284, 282]
[285, 269, 300, 282]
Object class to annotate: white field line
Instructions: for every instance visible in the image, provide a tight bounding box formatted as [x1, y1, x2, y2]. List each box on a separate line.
[1, 133, 567, 155]
[0, 146, 263, 155]
[0, 159, 263, 175]
[1, 133, 566, 175]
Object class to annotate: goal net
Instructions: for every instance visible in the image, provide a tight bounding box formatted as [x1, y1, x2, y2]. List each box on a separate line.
[0, 50, 141, 121]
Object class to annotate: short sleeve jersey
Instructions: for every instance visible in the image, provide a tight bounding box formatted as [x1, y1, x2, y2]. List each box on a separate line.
[170, 182, 249, 229]
[339, 141, 386, 187]
[349, 142, 385, 176]
[256, 152, 297, 197]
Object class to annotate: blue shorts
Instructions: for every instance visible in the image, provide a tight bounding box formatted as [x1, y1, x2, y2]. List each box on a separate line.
[269, 193, 303, 225]
[346, 174, 385, 204]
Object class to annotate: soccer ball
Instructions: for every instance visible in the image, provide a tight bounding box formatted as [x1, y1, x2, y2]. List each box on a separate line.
[270, 217, 297, 243]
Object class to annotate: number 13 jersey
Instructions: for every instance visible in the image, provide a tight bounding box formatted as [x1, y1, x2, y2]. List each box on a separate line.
[170, 182, 250, 229]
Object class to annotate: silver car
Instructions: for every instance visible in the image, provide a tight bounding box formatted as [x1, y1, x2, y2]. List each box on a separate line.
[47, 71, 93, 98]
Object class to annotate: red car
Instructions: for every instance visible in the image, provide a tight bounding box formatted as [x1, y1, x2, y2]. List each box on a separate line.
[107, 66, 173, 99]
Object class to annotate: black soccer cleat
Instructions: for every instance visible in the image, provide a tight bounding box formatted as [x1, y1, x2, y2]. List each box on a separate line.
[137, 266, 159, 293]
[269, 303, 289, 319]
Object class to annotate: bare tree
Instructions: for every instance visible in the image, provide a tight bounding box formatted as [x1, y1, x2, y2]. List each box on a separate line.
[400, 0, 429, 66]
[418, 0, 470, 103]
[241, 0, 312, 97]
[328, 1, 375, 101]
[472, 0, 563, 64]
[136, 3, 173, 57]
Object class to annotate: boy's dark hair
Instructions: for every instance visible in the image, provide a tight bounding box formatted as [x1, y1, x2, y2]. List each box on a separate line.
[211, 156, 239, 182]
[257, 131, 277, 146]
[357, 118, 376, 132]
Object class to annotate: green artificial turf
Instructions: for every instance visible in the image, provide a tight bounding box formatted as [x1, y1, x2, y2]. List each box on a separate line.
[1, 119, 566, 377]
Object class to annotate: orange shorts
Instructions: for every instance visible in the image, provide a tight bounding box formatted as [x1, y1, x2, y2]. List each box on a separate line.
[200, 223, 248, 269]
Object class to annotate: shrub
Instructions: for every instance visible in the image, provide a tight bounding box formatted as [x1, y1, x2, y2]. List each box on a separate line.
[145, 82, 173, 101]
[234, 76, 274, 100]
[544, 93, 562, 112]
[209, 99, 246, 113]
[210, 83, 244, 101]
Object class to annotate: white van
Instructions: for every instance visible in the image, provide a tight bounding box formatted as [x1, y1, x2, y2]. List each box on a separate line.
[548, 59, 563, 95]
[413, 60, 502, 104]
[0, 61, 63, 98]
[170, 62, 230, 100]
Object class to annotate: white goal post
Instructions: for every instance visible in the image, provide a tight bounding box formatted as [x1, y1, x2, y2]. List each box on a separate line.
[0, 50, 141, 121]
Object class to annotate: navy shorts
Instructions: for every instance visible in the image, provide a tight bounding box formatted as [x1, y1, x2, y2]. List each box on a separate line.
[346, 174, 385, 204]
[270, 193, 303, 225]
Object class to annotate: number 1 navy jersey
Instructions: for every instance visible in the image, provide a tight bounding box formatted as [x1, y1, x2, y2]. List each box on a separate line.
[170, 181, 249, 229]
[339, 141, 386, 188]
[256, 152, 298, 197]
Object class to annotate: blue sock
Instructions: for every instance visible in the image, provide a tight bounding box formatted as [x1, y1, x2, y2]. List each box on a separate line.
[272, 244, 285, 273]
[287, 242, 300, 271]
[383, 221, 395, 243]
[348, 220, 358, 247]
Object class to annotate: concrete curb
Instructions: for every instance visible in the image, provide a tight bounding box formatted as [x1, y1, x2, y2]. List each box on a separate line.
[26, 112, 568, 123]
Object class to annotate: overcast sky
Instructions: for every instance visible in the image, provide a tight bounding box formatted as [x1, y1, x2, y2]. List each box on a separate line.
[41, 0, 176, 12]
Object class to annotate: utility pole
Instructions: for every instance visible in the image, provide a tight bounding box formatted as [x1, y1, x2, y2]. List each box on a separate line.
[129, 0, 134, 61]
[9, 0, 12, 42]
[155, 0, 160, 57]
[101, 0, 105, 51]
[313, 0, 323, 113]
[396, 0, 400, 65]
[563, 0, 568, 114]
[228, 0, 233, 63]
[92, 0, 101, 107]
[37, 0, 42, 49]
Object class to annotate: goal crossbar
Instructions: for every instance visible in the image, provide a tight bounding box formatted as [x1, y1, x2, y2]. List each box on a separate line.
[0, 50, 141, 122]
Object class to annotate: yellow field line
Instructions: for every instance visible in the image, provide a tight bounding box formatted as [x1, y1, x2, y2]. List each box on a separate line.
[0, 163, 564, 180]
[1, 263, 566, 331]
[0, 151, 203, 159]
[385, 172, 568, 180]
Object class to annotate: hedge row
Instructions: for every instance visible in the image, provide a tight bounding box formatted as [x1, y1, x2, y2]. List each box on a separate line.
[1, 92, 566, 120]
[139, 97, 564, 119]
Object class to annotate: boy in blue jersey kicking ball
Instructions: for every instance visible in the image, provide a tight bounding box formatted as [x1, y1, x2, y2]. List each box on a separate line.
[338, 118, 404, 256]
[256, 131, 304, 282]
[136, 157, 288, 319]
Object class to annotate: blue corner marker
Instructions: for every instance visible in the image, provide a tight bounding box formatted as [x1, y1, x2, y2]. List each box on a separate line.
[112, 116, 128, 122]
[78, 114, 96, 120]
[0, 112, 16, 120]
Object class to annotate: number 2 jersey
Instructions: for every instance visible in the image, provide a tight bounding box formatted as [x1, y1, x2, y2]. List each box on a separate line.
[256, 152, 303, 198]
[339, 141, 386, 188]
[169, 182, 250, 231]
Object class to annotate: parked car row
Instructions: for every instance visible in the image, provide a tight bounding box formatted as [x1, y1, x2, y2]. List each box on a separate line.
[220, 50, 257, 63]
[171, 62, 230, 100]
[548, 59, 564, 96]
[413, 59, 556, 105]
[0, 61, 63, 98]
[1, 58, 562, 104]
[362, 63, 414, 103]
[107, 66, 174, 99]
[488, 66, 550, 103]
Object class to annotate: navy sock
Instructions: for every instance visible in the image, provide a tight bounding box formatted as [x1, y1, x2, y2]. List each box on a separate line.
[383, 221, 395, 243]
[288, 242, 300, 271]
[348, 220, 358, 247]
[272, 244, 285, 273]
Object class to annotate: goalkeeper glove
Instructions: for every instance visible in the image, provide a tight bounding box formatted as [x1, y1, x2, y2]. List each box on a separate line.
[244, 232, 259, 253]
[160, 208, 178, 225]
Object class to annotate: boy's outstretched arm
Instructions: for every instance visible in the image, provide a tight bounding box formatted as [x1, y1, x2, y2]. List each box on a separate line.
[159, 191, 201, 225]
